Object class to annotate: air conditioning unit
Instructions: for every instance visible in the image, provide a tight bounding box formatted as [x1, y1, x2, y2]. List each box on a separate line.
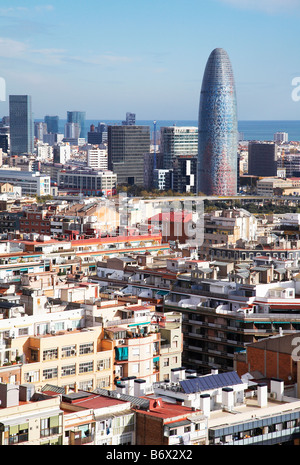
[119, 339, 125, 345]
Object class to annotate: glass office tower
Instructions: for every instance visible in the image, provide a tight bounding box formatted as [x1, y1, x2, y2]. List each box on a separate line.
[198, 48, 238, 196]
[67, 111, 86, 139]
[9, 95, 34, 155]
[44, 115, 59, 134]
[108, 125, 150, 186]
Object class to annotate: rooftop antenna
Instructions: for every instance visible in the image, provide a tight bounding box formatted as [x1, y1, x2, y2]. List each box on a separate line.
[153, 120, 157, 171]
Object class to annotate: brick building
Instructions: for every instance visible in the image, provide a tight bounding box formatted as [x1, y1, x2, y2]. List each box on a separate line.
[134, 397, 207, 445]
[234, 332, 299, 388]
[19, 210, 51, 235]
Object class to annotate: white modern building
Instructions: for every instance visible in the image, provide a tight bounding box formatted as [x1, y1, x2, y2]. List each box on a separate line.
[274, 132, 288, 143]
[0, 170, 51, 197]
[87, 148, 108, 171]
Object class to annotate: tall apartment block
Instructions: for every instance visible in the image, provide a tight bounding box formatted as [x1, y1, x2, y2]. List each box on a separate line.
[160, 126, 198, 170]
[108, 125, 150, 186]
[248, 142, 278, 177]
[9, 95, 34, 155]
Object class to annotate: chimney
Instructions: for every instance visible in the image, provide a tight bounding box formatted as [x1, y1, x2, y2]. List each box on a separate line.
[127, 376, 136, 396]
[0, 383, 19, 408]
[211, 367, 218, 375]
[222, 387, 234, 410]
[270, 378, 284, 401]
[116, 383, 126, 395]
[171, 367, 185, 383]
[120, 377, 129, 395]
[64, 385, 69, 395]
[134, 379, 146, 397]
[200, 394, 210, 418]
[257, 383, 268, 407]
[185, 369, 197, 377]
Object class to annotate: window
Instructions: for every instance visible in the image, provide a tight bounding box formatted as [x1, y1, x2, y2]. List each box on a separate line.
[131, 363, 139, 374]
[96, 376, 110, 388]
[30, 349, 39, 362]
[97, 358, 110, 371]
[79, 361, 93, 373]
[18, 327, 29, 336]
[43, 367, 58, 380]
[24, 371, 39, 383]
[132, 347, 140, 357]
[61, 364, 76, 377]
[169, 429, 177, 436]
[8, 424, 29, 444]
[61, 345, 76, 358]
[41, 416, 60, 437]
[184, 426, 191, 433]
[79, 343, 94, 355]
[163, 358, 169, 367]
[43, 348, 58, 361]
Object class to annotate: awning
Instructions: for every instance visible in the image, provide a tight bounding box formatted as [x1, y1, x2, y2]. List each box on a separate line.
[156, 290, 170, 296]
[153, 357, 160, 362]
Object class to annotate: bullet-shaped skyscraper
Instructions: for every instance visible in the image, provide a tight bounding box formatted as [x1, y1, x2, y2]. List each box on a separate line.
[198, 48, 238, 196]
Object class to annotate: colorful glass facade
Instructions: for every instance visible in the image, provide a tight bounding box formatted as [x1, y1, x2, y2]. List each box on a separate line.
[198, 48, 238, 195]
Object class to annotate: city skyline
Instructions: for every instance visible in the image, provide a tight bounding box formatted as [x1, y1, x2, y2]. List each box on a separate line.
[0, 0, 300, 120]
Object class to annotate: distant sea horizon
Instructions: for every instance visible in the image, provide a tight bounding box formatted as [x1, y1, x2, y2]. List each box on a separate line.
[35, 118, 300, 142]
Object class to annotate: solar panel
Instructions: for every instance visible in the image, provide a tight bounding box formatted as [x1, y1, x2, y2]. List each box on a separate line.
[180, 371, 243, 394]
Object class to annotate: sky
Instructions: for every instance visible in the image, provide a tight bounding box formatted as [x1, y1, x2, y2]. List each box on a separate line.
[0, 0, 300, 120]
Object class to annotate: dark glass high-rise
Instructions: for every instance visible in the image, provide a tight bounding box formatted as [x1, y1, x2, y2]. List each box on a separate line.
[9, 95, 34, 155]
[198, 48, 238, 196]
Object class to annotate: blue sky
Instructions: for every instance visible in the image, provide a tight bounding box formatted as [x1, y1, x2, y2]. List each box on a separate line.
[0, 0, 300, 120]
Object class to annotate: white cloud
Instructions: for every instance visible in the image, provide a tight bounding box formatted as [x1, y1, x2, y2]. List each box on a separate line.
[0, 37, 28, 57]
[218, 0, 300, 14]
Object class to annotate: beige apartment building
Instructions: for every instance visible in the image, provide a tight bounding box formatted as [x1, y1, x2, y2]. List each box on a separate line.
[7, 326, 114, 392]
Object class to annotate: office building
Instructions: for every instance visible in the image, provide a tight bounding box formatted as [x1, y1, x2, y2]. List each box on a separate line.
[87, 124, 103, 145]
[34, 122, 47, 141]
[172, 155, 197, 194]
[57, 167, 117, 196]
[44, 115, 59, 134]
[143, 151, 163, 190]
[0, 135, 8, 153]
[9, 95, 34, 155]
[67, 111, 86, 139]
[248, 142, 277, 177]
[198, 48, 238, 195]
[153, 169, 173, 191]
[97, 123, 108, 143]
[64, 122, 80, 140]
[160, 126, 198, 170]
[122, 112, 136, 126]
[0, 169, 50, 196]
[43, 133, 64, 146]
[108, 125, 150, 186]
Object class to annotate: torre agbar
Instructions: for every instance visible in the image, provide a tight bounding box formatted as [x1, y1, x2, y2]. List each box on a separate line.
[198, 48, 238, 196]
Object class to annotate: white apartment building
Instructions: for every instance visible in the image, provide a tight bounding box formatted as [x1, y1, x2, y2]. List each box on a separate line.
[36, 143, 53, 161]
[87, 148, 108, 171]
[274, 132, 288, 143]
[53, 144, 71, 165]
